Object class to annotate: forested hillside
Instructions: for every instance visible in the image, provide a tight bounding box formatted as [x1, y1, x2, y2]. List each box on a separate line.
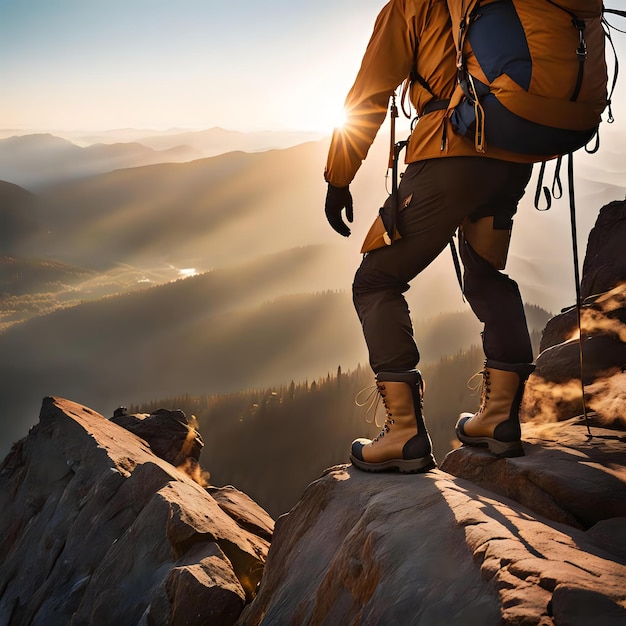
[134, 345, 503, 517]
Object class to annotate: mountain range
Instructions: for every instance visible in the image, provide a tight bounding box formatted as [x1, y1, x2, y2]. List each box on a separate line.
[3, 127, 625, 309]
[0, 127, 322, 189]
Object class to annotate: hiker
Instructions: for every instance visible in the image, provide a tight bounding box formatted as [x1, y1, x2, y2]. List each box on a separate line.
[324, 0, 543, 472]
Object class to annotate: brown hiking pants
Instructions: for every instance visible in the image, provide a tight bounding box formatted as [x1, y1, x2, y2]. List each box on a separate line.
[353, 157, 534, 373]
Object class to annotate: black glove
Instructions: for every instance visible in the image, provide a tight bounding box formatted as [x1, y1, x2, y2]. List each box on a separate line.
[324, 183, 353, 237]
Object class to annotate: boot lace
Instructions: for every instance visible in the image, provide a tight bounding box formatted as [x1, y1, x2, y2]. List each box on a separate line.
[355, 384, 384, 428]
[467, 367, 491, 415]
[355, 383, 393, 438]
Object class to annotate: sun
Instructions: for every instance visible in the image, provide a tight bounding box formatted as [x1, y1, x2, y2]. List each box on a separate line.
[325, 107, 348, 132]
[299, 104, 348, 135]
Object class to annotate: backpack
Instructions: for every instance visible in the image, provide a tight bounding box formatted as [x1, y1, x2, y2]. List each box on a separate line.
[446, 0, 609, 158]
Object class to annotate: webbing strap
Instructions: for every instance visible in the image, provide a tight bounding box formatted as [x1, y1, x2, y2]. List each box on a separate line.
[602, 12, 623, 124]
[604, 8, 626, 19]
[421, 98, 450, 116]
[387, 93, 409, 248]
[412, 72, 438, 99]
[570, 17, 587, 102]
[534, 157, 564, 211]
[449, 234, 464, 294]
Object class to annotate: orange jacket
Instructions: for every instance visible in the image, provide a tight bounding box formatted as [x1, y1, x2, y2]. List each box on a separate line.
[324, 0, 537, 188]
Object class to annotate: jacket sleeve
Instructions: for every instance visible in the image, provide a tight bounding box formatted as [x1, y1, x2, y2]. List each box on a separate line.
[324, 0, 419, 188]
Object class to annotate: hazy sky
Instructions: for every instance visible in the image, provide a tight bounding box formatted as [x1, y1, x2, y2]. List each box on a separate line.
[1, 0, 385, 133]
[2, 0, 625, 133]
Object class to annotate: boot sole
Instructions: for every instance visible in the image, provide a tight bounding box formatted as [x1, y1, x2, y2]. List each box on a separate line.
[456, 432, 524, 458]
[349, 454, 437, 474]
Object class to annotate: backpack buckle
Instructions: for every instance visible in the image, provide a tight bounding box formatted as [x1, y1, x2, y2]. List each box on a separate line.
[572, 18, 587, 60]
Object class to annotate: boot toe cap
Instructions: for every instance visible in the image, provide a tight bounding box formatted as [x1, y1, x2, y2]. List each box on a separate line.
[455, 412, 474, 437]
[350, 438, 371, 461]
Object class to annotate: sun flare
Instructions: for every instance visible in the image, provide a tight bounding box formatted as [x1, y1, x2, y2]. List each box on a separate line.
[328, 108, 348, 131]
[304, 105, 348, 135]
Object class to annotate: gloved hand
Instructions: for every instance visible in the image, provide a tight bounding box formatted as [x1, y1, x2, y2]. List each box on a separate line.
[324, 183, 353, 237]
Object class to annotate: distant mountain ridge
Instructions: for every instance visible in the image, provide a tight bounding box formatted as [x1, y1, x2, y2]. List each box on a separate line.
[0, 127, 324, 189]
[16, 140, 335, 272]
[0, 133, 200, 189]
[127, 127, 324, 154]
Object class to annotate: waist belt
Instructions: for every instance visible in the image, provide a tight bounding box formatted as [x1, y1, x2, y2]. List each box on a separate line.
[421, 98, 450, 116]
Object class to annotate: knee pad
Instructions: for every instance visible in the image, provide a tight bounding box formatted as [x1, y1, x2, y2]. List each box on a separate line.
[460, 215, 512, 271]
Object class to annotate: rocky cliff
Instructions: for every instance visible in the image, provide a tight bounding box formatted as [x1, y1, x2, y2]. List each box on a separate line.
[1, 200, 625, 625]
[0, 398, 273, 625]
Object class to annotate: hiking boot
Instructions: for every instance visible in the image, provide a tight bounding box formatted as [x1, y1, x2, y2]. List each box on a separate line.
[455, 360, 535, 457]
[350, 370, 437, 473]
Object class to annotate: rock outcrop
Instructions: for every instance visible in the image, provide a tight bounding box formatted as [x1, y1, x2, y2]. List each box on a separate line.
[0, 398, 273, 626]
[525, 198, 626, 423]
[580, 199, 626, 301]
[238, 419, 626, 626]
[110, 406, 205, 470]
[442, 417, 626, 530]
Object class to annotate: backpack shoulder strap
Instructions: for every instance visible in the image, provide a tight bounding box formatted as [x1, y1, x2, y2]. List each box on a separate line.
[447, 0, 483, 54]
